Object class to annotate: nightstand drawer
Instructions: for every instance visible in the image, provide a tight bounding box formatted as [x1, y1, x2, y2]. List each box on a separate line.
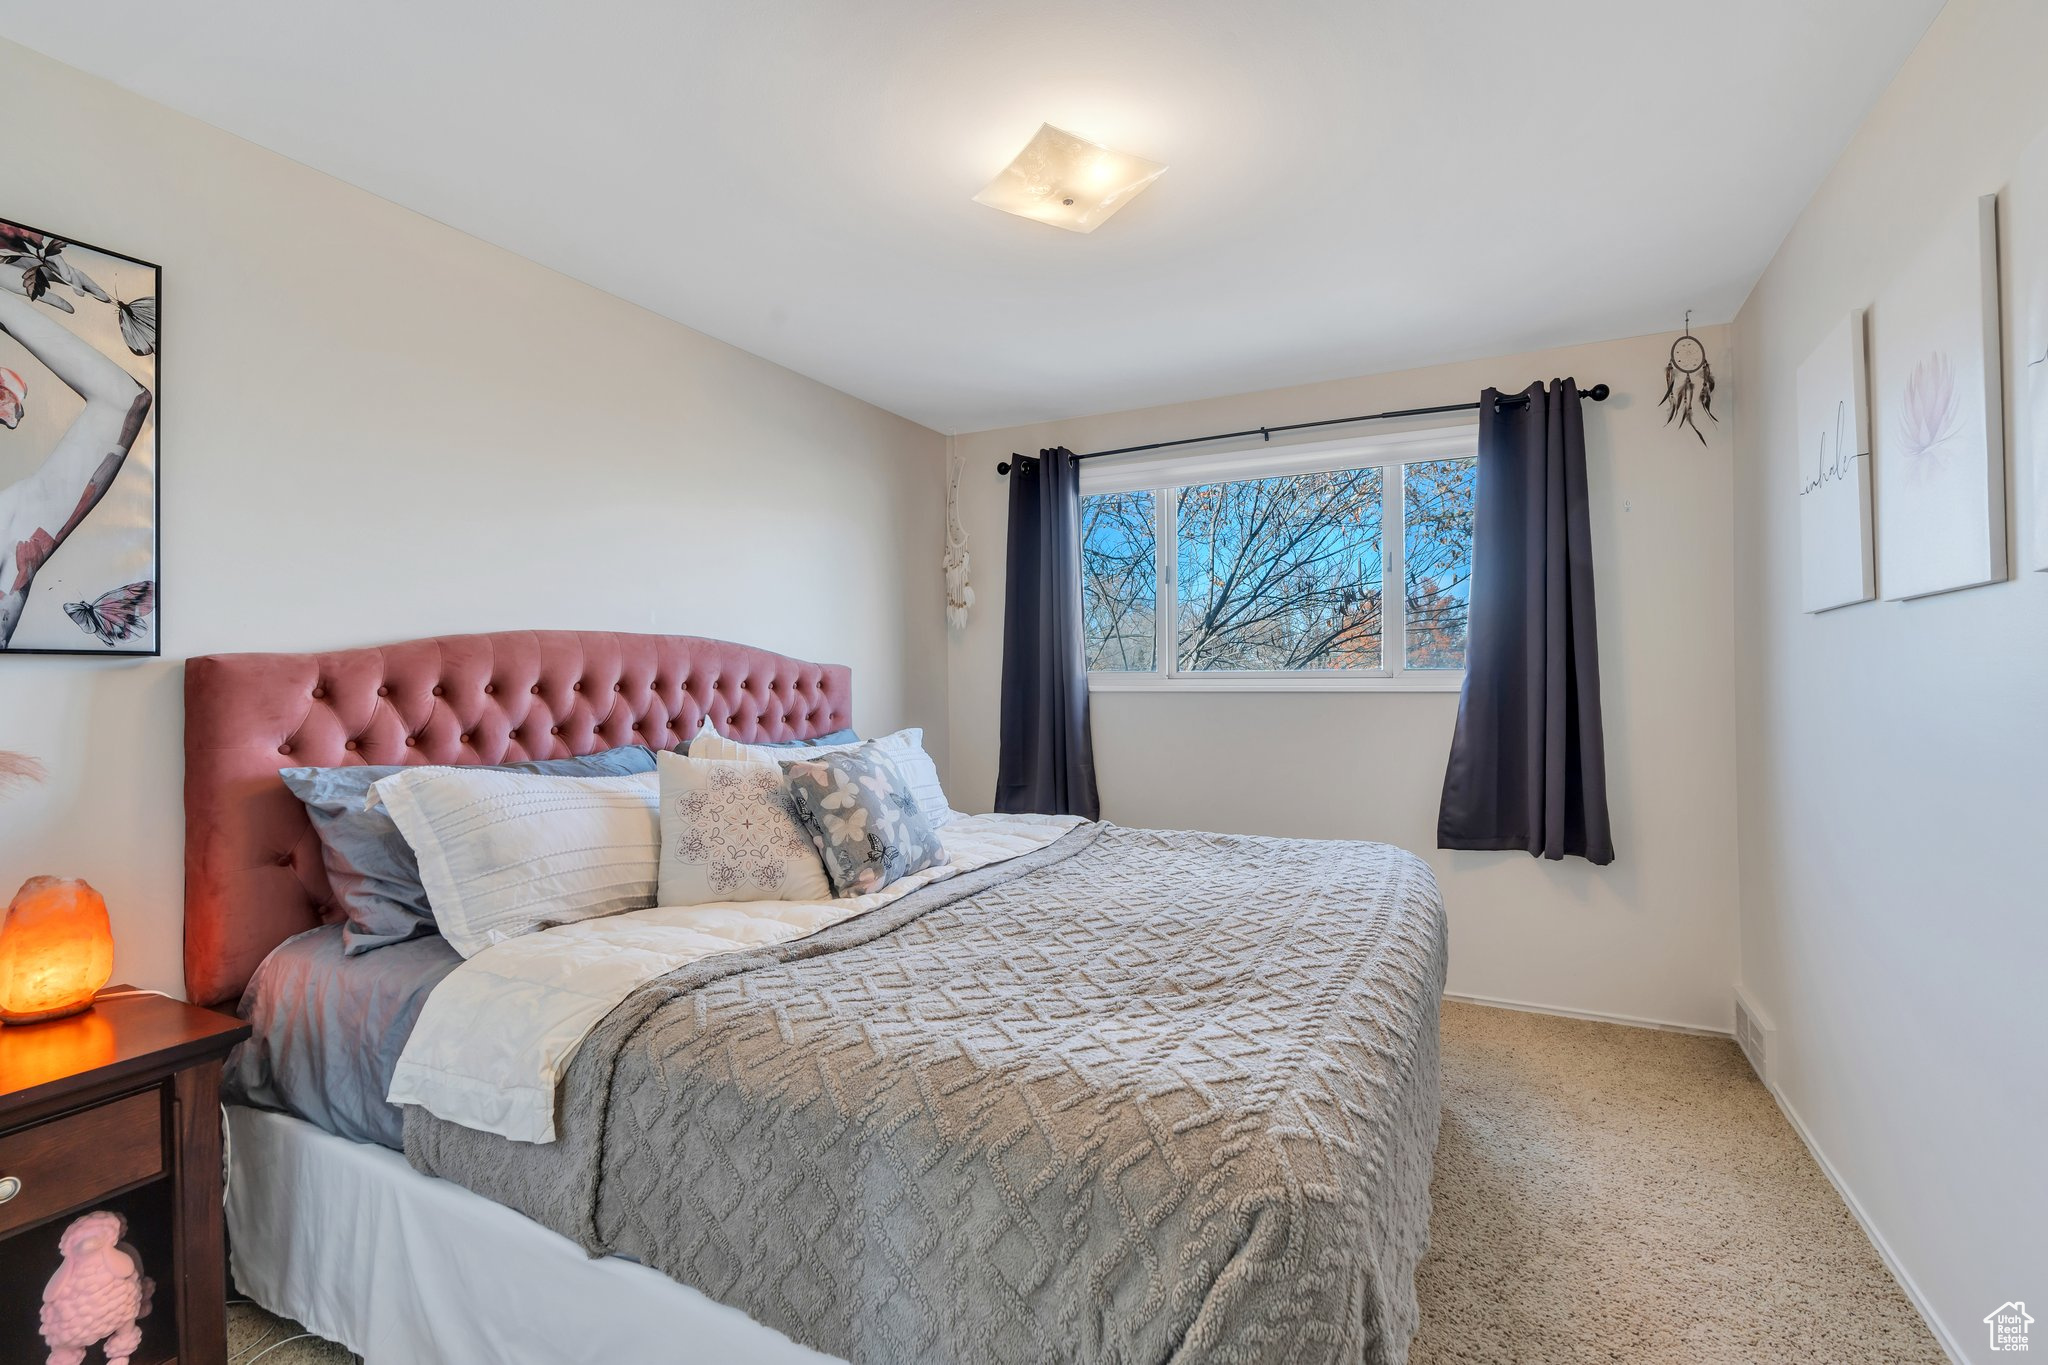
[0, 1088, 164, 1237]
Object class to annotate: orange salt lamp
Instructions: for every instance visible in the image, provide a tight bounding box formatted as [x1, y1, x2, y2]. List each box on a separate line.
[0, 877, 115, 1024]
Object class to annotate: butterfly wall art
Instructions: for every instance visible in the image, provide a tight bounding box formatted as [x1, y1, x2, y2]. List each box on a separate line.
[64, 581, 156, 647]
[0, 216, 159, 656]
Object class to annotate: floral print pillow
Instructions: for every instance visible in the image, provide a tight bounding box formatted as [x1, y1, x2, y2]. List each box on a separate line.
[655, 752, 832, 906]
[781, 745, 948, 897]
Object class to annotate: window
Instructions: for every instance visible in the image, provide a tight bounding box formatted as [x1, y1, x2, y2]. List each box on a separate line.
[1080, 489, 1156, 671]
[1080, 427, 1476, 690]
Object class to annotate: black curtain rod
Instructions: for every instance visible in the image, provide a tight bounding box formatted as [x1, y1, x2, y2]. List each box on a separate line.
[996, 382, 1611, 474]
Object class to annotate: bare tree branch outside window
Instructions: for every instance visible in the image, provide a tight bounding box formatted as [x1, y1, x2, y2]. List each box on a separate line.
[1176, 469, 1383, 670]
[1081, 489, 1155, 670]
[1403, 458, 1476, 670]
[1079, 453, 1476, 678]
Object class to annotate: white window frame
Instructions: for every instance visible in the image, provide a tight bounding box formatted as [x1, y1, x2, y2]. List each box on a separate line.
[1080, 422, 1477, 693]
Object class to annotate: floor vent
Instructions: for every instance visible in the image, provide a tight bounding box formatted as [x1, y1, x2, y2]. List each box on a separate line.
[1734, 987, 1775, 1088]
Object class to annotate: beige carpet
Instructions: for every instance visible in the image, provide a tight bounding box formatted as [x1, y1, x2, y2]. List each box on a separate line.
[1410, 1002, 1942, 1364]
[227, 1001, 1943, 1364]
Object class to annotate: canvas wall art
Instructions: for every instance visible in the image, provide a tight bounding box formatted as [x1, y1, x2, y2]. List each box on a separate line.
[2006, 126, 2048, 574]
[0, 217, 158, 656]
[1868, 194, 2006, 600]
[1794, 311, 1874, 612]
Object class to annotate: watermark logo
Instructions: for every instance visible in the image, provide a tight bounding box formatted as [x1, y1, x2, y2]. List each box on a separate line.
[1985, 1301, 2034, 1352]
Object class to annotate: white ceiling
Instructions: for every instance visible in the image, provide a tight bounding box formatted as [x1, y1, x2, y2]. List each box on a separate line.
[1, 2, 1941, 432]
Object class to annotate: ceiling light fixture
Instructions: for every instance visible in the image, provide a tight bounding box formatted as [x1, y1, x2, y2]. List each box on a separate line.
[973, 124, 1166, 233]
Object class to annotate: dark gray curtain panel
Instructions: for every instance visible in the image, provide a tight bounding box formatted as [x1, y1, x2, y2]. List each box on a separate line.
[1438, 380, 1614, 864]
[995, 447, 1101, 819]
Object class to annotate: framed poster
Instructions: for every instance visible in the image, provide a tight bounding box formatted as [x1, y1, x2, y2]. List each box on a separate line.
[1869, 194, 2007, 600]
[0, 216, 159, 655]
[2007, 125, 2048, 573]
[1794, 311, 1875, 612]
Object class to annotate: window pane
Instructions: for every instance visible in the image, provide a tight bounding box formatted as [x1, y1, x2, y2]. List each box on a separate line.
[1403, 457, 1477, 670]
[1174, 468, 1383, 671]
[1081, 489, 1157, 671]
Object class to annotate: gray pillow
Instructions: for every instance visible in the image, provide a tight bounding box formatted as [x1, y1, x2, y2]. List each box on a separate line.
[283, 744, 658, 954]
[781, 744, 947, 897]
[226, 923, 462, 1148]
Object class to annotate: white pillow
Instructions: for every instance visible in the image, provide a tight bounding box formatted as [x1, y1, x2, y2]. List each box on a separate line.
[690, 724, 954, 829]
[684, 717, 866, 762]
[371, 767, 660, 957]
[655, 751, 831, 906]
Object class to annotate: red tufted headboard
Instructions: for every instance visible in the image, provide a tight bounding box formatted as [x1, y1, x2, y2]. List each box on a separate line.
[183, 630, 852, 1006]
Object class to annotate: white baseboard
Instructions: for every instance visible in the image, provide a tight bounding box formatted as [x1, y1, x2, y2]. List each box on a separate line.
[1765, 1086, 1967, 1364]
[1443, 990, 1732, 1038]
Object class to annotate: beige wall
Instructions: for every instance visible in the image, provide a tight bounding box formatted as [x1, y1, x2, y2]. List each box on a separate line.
[1730, 0, 2048, 1353]
[948, 327, 1740, 1031]
[0, 40, 948, 996]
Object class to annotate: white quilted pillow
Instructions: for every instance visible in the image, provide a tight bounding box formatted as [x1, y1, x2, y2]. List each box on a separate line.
[371, 766, 660, 957]
[689, 724, 954, 829]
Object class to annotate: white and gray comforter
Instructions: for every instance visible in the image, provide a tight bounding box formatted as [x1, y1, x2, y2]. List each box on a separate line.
[405, 823, 1449, 1365]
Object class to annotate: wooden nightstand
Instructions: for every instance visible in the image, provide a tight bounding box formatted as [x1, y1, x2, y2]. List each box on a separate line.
[0, 988, 249, 1365]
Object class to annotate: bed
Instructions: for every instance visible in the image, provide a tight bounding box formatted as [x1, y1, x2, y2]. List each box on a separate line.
[189, 629, 1449, 1365]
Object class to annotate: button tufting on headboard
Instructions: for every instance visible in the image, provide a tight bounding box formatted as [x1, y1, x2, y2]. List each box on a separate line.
[183, 629, 853, 1007]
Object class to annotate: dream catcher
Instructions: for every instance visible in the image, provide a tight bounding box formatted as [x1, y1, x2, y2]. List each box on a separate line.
[1660, 312, 1716, 444]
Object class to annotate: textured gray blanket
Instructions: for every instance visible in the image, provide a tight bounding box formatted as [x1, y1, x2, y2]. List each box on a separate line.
[406, 824, 1448, 1364]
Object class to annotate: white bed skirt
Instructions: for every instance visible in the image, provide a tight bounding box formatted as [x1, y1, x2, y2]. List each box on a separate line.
[226, 1105, 840, 1365]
